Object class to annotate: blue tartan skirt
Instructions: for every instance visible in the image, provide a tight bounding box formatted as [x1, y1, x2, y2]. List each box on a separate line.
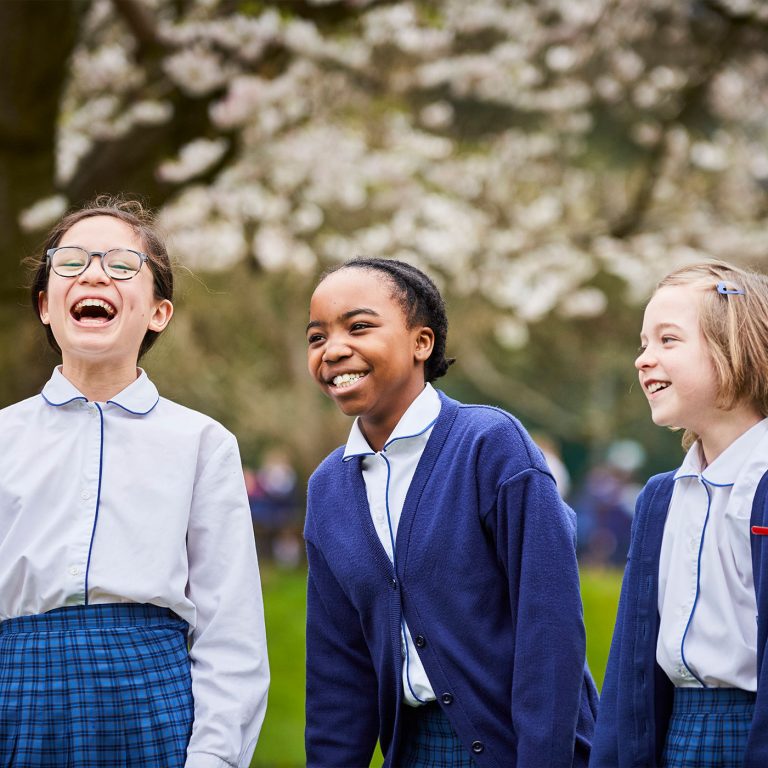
[0, 603, 193, 768]
[397, 702, 477, 768]
[661, 687, 756, 768]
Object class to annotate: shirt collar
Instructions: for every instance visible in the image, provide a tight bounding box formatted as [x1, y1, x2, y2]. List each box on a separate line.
[41, 366, 160, 415]
[342, 383, 442, 461]
[674, 418, 768, 486]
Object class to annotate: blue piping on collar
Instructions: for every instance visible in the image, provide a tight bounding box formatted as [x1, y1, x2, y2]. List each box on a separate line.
[383, 417, 438, 452]
[106, 395, 160, 416]
[40, 391, 159, 415]
[41, 393, 87, 408]
[341, 416, 439, 462]
[674, 472, 735, 488]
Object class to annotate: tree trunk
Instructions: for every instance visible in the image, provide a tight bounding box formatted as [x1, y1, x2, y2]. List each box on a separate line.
[0, 0, 85, 403]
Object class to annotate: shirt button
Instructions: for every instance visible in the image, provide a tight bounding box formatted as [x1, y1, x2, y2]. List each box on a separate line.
[471, 741, 484, 754]
[68, 566, 80, 576]
[80, 490, 91, 500]
[415, 635, 426, 648]
[441, 692, 453, 705]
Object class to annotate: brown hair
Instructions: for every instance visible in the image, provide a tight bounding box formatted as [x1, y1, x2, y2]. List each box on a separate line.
[655, 260, 768, 449]
[28, 196, 174, 360]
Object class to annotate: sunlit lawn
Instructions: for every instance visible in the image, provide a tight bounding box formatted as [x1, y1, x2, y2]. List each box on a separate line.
[251, 564, 623, 768]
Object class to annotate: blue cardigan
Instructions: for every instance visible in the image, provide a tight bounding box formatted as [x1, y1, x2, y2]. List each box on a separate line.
[304, 392, 598, 768]
[591, 469, 768, 767]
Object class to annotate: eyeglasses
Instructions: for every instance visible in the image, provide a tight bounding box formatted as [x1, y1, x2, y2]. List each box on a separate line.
[46, 246, 149, 280]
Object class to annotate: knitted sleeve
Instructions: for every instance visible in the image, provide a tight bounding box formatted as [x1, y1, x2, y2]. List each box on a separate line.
[490, 465, 591, 767]
[304, 536, 380, 767]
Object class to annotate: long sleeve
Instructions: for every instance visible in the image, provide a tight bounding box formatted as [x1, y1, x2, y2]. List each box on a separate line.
[490, 466, 590, 767]
[305, 538, 380, 768]
[185, 432, 269, 768]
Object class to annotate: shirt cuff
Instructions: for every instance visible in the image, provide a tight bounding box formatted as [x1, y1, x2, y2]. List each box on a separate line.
[185, 753, 236, 768]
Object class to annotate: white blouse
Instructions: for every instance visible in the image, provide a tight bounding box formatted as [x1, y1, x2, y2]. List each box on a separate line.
[343, 383, 441, 707]
[657, 418, 768, 690]
[0, 367, 269, 768]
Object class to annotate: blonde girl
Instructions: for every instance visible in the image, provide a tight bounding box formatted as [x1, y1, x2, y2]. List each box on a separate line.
[592, 260, 768, 768]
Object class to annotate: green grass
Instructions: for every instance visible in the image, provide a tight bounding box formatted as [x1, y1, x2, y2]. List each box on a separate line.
[251, 565, 624, 767]
[580, 567, 623, 690]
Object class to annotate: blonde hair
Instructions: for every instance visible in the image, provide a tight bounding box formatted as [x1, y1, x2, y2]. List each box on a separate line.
[655, 260, 768, 449]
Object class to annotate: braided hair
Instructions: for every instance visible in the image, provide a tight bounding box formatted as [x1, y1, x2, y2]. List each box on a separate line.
[324, 257, 455, 382]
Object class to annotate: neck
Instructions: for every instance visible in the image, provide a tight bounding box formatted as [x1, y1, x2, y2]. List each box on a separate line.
[60, 360, 139, 402]
[359, 421, 392, 454]
[698, 403, 764, 465]
[358, 382, 427, 453]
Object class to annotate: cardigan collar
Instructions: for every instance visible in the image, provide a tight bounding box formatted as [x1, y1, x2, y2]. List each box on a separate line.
[342, 383, 441, 461]
[41, 366, 159, 415]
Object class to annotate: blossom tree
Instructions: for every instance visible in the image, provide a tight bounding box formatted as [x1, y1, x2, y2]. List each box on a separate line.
[2, 0, 768, 473]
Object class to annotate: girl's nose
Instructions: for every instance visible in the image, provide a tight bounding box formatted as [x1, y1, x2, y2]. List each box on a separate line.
[322, 337, 351, 362]
[78, 255, 110, 284]
[635, 346, 653, 371]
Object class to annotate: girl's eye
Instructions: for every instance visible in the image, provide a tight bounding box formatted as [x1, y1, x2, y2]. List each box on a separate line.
[350, 322, 371, 332]
[307, 334, 324, 345]
[661, 336, 675, 344]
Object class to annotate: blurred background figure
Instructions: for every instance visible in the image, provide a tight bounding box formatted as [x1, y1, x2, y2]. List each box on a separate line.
[246, 449, 302, 568]
[531, 431, 571, 499]
[573, 440, 645, 567]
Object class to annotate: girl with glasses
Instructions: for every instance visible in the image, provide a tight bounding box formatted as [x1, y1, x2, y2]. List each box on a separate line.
[0, 198, 269, 768]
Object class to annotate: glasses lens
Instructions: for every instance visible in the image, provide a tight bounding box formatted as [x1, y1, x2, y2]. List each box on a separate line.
[50, 247, 88, 276]
[103, 249, 142, 279]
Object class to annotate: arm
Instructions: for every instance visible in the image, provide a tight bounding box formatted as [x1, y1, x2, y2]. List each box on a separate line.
[305, 537, 380, 768]
[491, 467, 588, 768]
[185, 433, 270, 768]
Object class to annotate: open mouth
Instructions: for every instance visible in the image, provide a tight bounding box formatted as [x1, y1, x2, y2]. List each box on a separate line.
[71, 298, 117, 325]
[646, 381, 670, 394]
[330, 372, 368, 389]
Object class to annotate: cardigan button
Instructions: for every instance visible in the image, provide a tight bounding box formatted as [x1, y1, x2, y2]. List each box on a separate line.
[415, 635, 426, 648]
[441, 692, 453, 705]
[471, 741, 484, 754]
[391, 578, 397, 589]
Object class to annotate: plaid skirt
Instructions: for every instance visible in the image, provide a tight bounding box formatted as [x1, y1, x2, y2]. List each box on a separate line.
[397, 702, 477, 768]
[0, 603, 193, 768]
[661, 687, 756, 768]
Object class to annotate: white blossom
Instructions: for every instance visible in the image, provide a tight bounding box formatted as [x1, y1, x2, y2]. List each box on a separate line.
[690, 141, 729, 172]
[163, 46, 230, 96]
[158, 138, 229, 183]
[19, 195, 69, 233]
[558, 288, 608, 319]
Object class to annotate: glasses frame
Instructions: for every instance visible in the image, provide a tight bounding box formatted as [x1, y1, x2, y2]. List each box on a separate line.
[45, 246, 149, 281]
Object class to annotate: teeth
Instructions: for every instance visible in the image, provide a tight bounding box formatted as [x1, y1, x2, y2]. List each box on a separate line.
[332, 372, 366, 387]
[73, 298, 116, 317]
[647, 381, 669, 394]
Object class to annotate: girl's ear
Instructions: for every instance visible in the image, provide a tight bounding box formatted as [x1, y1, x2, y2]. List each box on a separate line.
[414, 326, 435, 362]
[38, 291, 50, 325]
[148, 299, 174, 333]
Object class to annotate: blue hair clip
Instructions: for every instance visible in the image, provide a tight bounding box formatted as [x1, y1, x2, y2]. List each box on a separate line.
[716, 281, 745, 295]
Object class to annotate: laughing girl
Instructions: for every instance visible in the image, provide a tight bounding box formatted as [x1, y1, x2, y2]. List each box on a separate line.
[303, 257, 597, 768]
[0, 199, 269, 768]
[592, 261, 768, 768]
